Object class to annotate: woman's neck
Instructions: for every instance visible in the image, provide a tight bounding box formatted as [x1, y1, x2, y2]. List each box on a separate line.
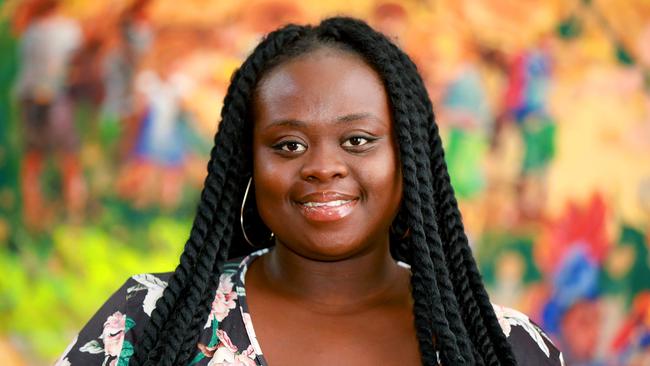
[254, 241, 409, 314]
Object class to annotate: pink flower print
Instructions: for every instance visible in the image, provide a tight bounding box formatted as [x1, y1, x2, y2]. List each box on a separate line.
[239, 345, 257, 362]
[208, 330, 237, 366]
[207, 330, 256, 365]
[209, 349, 256, 366]
[101, 312, 126, 357]
[233, 354, 257, 366]
[230, 345, 257, 366]
[198, 342, 219, 358]
[209, 346, 236, 365]
[205, 274, 238, 328]
[216, 329, 238, 353]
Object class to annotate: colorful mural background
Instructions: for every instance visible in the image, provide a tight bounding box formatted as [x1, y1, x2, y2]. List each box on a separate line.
[1, 0, 649, 365]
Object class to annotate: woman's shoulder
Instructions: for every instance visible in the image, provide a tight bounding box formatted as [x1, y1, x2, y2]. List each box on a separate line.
[492, 304, 565, 366]
[55, 255, 252, 366]
[55, 272, 173, 366]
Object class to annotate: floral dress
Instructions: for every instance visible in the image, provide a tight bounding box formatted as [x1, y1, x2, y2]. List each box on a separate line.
[56, 249, 564, 366]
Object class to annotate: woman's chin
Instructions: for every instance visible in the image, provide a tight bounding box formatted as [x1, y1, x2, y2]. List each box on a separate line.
[277, 236, 378, 262]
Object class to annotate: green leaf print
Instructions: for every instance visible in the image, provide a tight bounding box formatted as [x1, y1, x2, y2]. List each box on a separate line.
[188, 352, 205, 366]
[209, 318, 219, 347]
[188, 319, 219, 366]
[125, 316, 136, 332]
[79, 340, 104, 354]
[117, 340, 134, 366]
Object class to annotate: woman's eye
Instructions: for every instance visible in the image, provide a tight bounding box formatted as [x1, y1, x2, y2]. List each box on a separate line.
[342, 136, 370, 147]
[275, 141, 306, 153]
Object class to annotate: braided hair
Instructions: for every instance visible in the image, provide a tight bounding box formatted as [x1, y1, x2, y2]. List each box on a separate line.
[130, 17, 517, 366]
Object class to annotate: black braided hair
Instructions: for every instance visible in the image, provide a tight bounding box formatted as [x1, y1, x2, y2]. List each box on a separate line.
[130, 17, 517, 366]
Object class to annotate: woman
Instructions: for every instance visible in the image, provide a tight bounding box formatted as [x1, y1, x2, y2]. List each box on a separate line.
[57, 17, 563, 366]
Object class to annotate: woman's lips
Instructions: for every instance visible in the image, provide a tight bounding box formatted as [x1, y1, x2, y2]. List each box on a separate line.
[296, 196, 359, 222]
[295, 191, 359, 222]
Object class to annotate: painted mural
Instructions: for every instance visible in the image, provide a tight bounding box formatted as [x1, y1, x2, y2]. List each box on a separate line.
[0, 0, 649, 365]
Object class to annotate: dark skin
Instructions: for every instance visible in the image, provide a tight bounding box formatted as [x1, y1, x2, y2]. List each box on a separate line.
[246, 47, 421, 365]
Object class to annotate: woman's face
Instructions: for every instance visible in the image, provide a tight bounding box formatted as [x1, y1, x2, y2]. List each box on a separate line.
[252, 47, 403, 261]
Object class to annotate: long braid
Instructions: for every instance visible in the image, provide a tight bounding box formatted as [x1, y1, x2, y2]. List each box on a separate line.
[176, 141, 260, 365]
[319, 18, 481, 364]
[132, 65, 253, 362]
[380, 41, 480, 365]
[383, 32, 517, 365]
[134, 66, 251, 364]
[423, 124, 498, 366]
[425, 115, 517, 366]
[132, 143, 234, 366]
[148, 42, 275, 365]
[135, 113, 243, 366]
[131, 26, 309, 365]
[159, 162, 244, 365]
[316, 22, 440, 363]
[433, 169, 499, 365]
[386, 40, 496, 366]
[174, 156, 247, 365]
[381, 54, 469, 365]
[391, 121, 442, 365]
[322, 17, 517, 365]
[173, 159, 243, 365]
[319, 22, 457, 363]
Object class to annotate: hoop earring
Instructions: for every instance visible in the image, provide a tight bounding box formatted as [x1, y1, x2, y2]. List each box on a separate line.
[240, 178, 274, 247]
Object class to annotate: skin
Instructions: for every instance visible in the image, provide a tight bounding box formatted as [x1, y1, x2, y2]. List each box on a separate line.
[245, 47, 420, 365]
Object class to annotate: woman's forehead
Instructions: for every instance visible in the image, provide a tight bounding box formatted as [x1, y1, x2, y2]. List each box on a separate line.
[256, 47, 383, 94]
[253, 48, 391, 129]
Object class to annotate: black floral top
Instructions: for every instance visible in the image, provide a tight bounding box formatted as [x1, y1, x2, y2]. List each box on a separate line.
[56, 249, 564, 366]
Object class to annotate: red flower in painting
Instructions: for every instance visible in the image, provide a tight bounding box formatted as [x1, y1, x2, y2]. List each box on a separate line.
[535, 193, 611, 274]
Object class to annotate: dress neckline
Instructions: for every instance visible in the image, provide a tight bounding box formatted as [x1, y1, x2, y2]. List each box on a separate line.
[233, 248, 270, 366]
[231, 248, 412, 366]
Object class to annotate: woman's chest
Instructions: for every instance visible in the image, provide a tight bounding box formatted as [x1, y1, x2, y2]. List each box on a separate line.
[249, 299, 421, 366]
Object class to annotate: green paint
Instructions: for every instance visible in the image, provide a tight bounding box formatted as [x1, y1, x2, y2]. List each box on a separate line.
[615, 44, 635, 66]
[557, 16, 582, 40]
[445, 128, 487, 199]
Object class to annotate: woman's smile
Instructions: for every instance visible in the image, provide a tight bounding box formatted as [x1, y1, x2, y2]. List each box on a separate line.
[295, 191, 360, 222]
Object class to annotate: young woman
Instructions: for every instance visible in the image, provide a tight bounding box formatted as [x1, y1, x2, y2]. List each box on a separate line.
[57, 17, 563, 366]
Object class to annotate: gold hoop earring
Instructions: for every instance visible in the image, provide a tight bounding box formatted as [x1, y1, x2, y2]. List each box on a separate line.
[240, 177, 274, 247]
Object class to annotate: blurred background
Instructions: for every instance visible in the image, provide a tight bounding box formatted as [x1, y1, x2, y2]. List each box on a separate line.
[0, 0, 649, 365]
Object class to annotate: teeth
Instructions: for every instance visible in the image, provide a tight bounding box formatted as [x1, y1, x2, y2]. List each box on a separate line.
[302, 200, 351, 208]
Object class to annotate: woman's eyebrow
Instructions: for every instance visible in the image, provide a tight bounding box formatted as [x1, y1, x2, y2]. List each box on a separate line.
[265, 119, 306, 130]
[264, 113, 384, 130]
[336, 112, 383, 124]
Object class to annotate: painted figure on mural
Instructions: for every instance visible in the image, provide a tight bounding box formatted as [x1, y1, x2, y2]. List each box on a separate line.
[13, 0, 87, 229]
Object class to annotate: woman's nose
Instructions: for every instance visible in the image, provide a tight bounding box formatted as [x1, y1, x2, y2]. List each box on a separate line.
[299, 145, 349, 182]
